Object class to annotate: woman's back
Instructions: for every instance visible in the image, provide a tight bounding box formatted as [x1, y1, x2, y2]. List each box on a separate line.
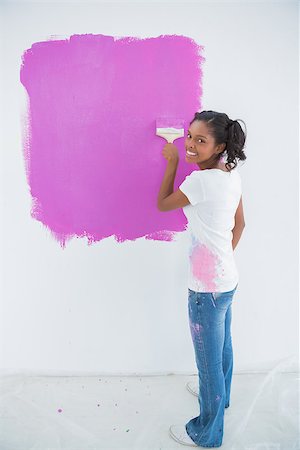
[179, 167, 242, 293]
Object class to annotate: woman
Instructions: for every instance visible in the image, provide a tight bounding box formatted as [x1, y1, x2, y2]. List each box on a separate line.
[157, 110, 247, 447]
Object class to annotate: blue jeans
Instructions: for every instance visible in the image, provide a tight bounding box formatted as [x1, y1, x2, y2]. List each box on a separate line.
[185, 284, 238, 447]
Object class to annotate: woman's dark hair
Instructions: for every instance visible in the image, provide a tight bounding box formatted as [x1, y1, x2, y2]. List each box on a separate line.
[190, 110, 247, 171]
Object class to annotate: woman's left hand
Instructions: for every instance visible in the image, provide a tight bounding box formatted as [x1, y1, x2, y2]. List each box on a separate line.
[162, 143, 179, 164]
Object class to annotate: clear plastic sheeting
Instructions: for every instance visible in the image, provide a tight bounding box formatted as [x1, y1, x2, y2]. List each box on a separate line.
[0, 355, 298, 450]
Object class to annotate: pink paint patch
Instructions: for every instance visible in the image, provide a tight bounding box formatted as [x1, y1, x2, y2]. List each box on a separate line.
[189, 321, 202, 339]
[190, 242, 219, 291]
[20, 34, 205, 248]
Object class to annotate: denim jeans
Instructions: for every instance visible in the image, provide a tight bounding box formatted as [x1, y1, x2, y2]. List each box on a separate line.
[185, 284, 238, 448]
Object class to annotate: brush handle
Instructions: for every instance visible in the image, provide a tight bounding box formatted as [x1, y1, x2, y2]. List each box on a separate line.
[166, 136, 176, 144]
[156, 133, 182, 144]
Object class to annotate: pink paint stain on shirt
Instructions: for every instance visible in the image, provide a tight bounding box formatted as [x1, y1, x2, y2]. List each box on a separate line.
[19, 34, 205, 248]
[190, 242, 219, 291]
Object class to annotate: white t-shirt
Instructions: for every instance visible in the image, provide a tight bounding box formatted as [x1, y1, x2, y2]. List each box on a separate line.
[179, 167, 242, 293]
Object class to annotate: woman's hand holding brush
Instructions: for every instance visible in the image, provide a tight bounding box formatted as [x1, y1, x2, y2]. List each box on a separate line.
[162, 143, 179, 165]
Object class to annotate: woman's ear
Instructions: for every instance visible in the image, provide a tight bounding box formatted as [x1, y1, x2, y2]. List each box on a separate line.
[218, 143, 226, 153]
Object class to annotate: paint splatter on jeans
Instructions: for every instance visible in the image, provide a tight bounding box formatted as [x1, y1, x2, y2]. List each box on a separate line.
[186, 284, 238, 447]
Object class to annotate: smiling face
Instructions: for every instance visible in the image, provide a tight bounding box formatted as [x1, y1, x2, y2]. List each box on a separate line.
[185, 120, 226, 170]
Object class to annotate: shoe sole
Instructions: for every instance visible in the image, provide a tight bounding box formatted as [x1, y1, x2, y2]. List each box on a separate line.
[169, 425, 198, 447]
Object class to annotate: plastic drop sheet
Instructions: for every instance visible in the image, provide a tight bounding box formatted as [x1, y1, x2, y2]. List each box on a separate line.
[0, 355, 298, 450]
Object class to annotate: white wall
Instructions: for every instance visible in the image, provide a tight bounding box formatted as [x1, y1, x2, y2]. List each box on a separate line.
[0, 0, 298, 375]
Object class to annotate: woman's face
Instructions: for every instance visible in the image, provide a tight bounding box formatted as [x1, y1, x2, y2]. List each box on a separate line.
[184, 120, 225, 170]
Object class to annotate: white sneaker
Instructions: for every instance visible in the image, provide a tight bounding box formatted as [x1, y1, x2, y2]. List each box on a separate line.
[169, 424, 198, 447]
[186, 380, 198, 397]
[186, 381, 230, 408]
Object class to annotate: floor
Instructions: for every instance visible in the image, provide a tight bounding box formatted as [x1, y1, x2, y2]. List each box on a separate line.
[0, 372, 298, 450]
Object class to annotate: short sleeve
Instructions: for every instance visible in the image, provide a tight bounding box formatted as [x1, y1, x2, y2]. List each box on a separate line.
[179, 171, 206, 206]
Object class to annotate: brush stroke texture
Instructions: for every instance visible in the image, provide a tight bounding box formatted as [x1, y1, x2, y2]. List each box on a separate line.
[20, 34, 204, 248]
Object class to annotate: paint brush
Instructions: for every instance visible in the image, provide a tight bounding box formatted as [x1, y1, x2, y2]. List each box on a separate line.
[156, 118, 185, 143]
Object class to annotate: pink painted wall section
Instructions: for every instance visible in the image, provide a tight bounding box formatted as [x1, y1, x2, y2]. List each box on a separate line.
[20, 34, 205, 248]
